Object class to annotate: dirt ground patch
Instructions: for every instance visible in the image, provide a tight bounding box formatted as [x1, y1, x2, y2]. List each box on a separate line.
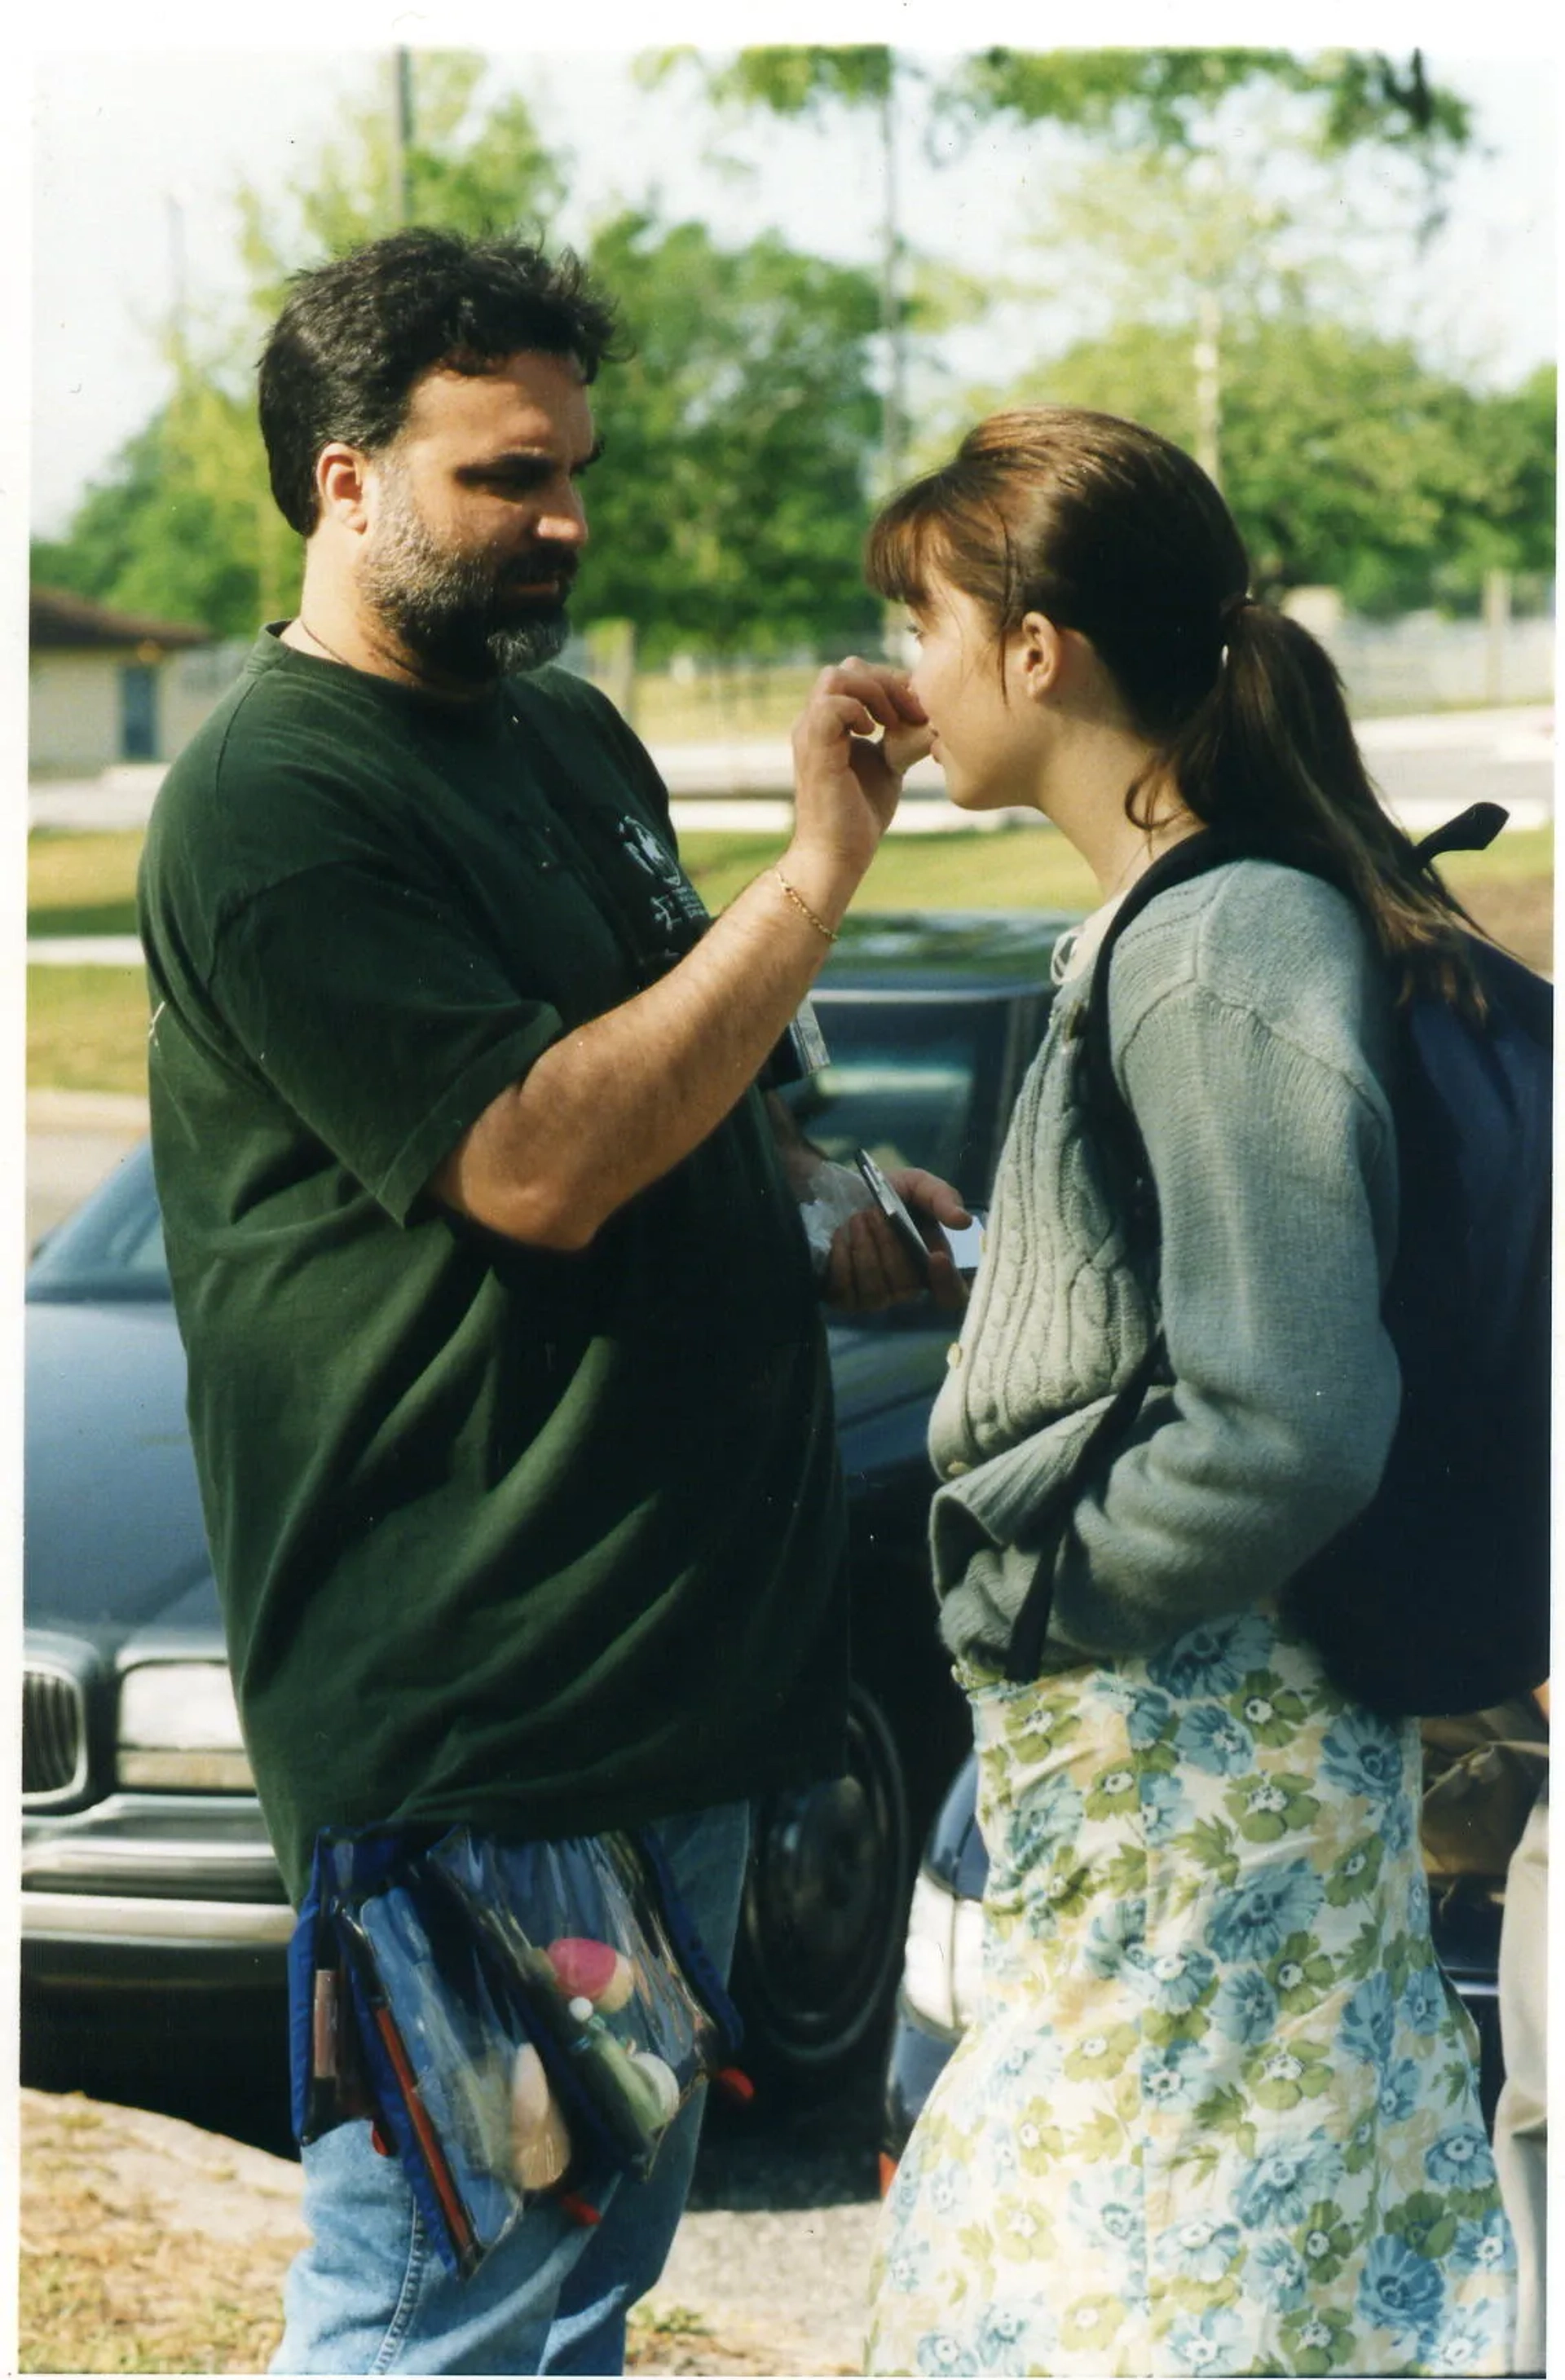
[19, 2091, 306, 2374]
[16, 2091, 860, 2376]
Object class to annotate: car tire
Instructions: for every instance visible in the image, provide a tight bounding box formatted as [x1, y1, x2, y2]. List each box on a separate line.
[729, 1678, 912, 2101]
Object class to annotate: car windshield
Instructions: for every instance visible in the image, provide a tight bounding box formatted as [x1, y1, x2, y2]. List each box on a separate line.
[778, 993, 999, 1203]
[26, 995, 1002, 1303]
[27, 1143, 170, 1302]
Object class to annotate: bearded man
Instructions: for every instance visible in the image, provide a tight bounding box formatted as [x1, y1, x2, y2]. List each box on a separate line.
[137, 227, 960, 2375]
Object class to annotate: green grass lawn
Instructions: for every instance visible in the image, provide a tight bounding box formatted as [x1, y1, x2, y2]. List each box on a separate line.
[29, 820, 1554, 935]
[28, 967, 152, 1095]
[679, 823, 1108, 914]
[26, 821, 1552, 1095]
[28, 830, 143, 938]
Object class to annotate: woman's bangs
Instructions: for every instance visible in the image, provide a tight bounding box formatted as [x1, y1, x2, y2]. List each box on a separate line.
[865, 488, 952, 608]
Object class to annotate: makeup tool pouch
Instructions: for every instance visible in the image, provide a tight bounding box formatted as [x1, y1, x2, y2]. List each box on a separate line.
[288, 1823, 746, 2280]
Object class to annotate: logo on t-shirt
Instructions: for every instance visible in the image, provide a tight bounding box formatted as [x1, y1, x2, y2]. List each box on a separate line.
[615, 815, 710, 951]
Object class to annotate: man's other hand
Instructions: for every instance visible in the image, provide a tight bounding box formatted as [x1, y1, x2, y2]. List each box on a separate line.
[824, 1167, 972, 1314]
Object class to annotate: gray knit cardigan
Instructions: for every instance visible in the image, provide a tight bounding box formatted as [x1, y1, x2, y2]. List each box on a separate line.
[929, 857, 1404, 1675]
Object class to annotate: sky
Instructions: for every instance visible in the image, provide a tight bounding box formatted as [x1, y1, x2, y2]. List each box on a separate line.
[17, 21, 1560, 539]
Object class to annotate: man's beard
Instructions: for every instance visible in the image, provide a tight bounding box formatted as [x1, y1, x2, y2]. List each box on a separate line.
[359, 472, 575, 682]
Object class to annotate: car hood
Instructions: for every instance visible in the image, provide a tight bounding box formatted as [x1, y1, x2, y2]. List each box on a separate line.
[24, 1298, 218, 1635]
[23, 1298, 946, 1639]
[826, 1312, 950, 1427]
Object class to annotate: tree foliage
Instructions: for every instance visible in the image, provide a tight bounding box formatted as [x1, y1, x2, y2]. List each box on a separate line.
[33, 52, 885, 661]
[33, 47, 1532, 658]
[1024, 139, 1356, 332]
[690, 44, 894, 112]
[954, 51, 1491, 512]
[576, 214, 882, 662]
[29, 370, 296, 636]
[992, 320, 1554, 614]
[653, 42, 1470, 158]
[656, 42, 1479, 506]
[235, 51, 565, 323]
[948, 46, 1469, 158]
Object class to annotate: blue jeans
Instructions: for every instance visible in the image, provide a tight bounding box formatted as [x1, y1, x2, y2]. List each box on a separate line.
[272, 1802, 752, 2376]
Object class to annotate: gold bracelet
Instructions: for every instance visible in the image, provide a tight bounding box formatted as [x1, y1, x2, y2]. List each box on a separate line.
[771, 866, 838, 944]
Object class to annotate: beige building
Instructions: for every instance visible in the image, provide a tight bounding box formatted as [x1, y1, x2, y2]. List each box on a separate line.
[29, 588, 232, 778]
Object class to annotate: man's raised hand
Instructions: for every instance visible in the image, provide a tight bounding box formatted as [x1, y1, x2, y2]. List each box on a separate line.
[790, 659, 931, 880]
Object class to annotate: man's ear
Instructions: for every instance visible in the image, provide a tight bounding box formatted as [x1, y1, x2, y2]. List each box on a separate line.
[315, 443, 373, 535]
[1016, 610, 1068, 704]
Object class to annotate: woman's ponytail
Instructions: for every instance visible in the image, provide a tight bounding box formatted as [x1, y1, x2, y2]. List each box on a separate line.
[1162, 599, 1481, 1007]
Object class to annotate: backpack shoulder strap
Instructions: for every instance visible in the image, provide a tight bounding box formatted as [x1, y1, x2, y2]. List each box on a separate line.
[1079, 802, 1524, 1192]
[1413, 800, 1508, 866]
[1076, 829, 1242, 1240]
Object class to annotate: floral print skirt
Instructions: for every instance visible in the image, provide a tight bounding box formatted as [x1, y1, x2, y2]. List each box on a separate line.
[866, 1609, 1516, 2377]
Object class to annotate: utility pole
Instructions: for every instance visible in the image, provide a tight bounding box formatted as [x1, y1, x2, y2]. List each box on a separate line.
[878, 57, 906, 494]
[1483, 568, 1511, 707]
[1193, 286, 1223, 491]
[389, 47, 416, 228]
[165, 191, 188, 364]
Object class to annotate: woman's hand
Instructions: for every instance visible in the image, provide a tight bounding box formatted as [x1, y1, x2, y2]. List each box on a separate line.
[789, 659, 930, 882]
[824, 1166, 972, 1314]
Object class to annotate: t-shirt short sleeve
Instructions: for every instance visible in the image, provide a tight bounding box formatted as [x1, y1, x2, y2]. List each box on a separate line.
[210, 857, 563, 1223]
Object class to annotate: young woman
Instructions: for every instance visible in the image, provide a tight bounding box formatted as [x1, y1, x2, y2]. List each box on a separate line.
[862, 410, 1517, 2379]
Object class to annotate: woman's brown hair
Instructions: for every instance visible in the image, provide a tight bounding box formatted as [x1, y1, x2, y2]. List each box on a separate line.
[866, 407, 1480, 1004]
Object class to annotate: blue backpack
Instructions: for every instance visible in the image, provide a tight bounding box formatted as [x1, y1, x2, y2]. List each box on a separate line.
[1004, 804, 1551, 1717]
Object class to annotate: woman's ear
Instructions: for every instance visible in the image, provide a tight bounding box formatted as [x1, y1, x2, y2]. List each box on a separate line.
[1016, 610, 1067, 704]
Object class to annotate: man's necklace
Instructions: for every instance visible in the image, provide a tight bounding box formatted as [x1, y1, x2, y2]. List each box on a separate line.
[293, 617, 475, 699]
[294, 619, 359, 671]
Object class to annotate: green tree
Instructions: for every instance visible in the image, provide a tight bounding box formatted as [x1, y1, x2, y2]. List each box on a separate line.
[643, 45, 914, 485]
[29, 374, 289, 636]
[988, 316, 1554, 614]
[36, 55, 566, 641]
[685, 41, 1469, 163]
[1437, 364, 1558, 596]
[235, 51, 566, 320]
[948, 47, 1468, 160]
[672, 46, 1473, 497]
[1012, 132, 1393, 489]
[576, 213, 883, 662]
[36, 55, 887, 663]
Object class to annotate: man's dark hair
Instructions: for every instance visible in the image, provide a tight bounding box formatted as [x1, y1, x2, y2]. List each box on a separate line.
[258, 227, 624, 536]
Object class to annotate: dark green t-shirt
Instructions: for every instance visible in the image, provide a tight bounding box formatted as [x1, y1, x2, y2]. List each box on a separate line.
[138, 630, 847, 1904]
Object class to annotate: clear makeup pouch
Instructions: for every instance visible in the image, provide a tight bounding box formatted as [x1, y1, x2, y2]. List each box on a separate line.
[287, 1823, 747, 2279]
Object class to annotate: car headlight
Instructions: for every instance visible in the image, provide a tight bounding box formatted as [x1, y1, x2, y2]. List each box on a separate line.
[900, 1870, 985, 2035]
[117, 1662, 254, 1791]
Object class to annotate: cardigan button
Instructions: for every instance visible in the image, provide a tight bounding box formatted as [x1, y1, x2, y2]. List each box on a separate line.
[946, 1342, 964, 1368]
[946, 1460, 971, 1479]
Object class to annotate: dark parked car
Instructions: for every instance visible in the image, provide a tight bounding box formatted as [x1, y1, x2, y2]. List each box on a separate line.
[881, 1721, 1544, 2186]
[22, 908, 1078, 2131]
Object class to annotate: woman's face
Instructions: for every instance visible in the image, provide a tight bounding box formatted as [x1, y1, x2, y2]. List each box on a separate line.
[906, 575, 1043, 814]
